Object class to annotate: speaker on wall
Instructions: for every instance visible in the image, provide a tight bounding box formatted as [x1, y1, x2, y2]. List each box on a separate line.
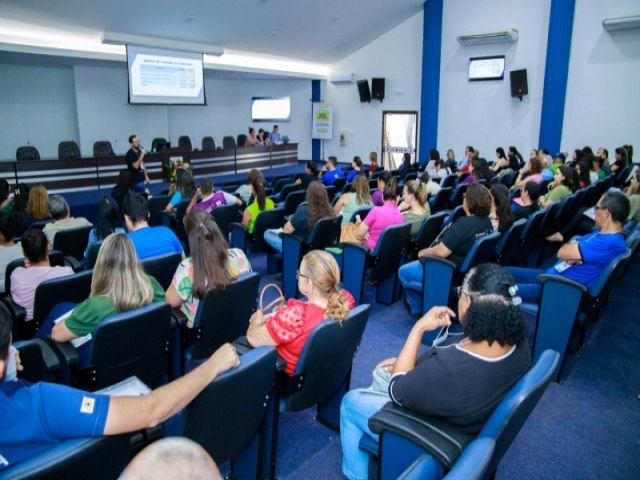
[371, 78, 385, 101]
[510, 69, 528, 101]
[356, 79, 371, 103]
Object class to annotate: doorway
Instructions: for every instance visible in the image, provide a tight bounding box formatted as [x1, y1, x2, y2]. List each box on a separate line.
[381, 111, 418, 170]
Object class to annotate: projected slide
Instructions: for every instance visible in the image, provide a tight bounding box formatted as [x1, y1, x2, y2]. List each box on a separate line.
[127, 46, 206, 105]
[251, 97, 291, 122]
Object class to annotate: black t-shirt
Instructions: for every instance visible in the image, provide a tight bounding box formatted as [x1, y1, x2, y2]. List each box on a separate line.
[512, 204, 539, 221]
[290, 204, 310, 240]
[126, 148, 146, 183]
[435, 215, 493, 267]
[389, 341, 531, 435]
[297, 173, 317, 189]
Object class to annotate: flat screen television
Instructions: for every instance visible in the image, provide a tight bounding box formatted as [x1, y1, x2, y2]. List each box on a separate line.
[127, 45, 206, 105]
[251, 97, 291, 122]
[468, 55, 505, 81]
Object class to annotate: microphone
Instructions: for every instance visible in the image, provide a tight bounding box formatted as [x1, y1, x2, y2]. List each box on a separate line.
[192, 136, 197, 151]
[113, 139, 118, 155]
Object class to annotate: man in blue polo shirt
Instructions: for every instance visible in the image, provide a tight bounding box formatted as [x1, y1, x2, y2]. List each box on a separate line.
[0, 304, 239, 471]
[320, 156, 344, 186]
[507, 190, 630, 303]
[123, 194, 185, 260]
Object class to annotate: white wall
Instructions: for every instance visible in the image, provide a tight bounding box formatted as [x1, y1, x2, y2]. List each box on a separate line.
[323, 12, 424, 165]
[562, 0, 640, 155]
[438, 0, 550, 161]
[0, 64, 79, 159]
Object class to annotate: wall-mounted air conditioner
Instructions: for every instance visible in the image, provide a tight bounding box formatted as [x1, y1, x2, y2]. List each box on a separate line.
[329, 73, 355, 84]
[602, 15, 640, 31]
[457, 29, 518, 46]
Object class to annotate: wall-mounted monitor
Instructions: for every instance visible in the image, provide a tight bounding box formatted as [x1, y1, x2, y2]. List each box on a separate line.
[468, 55, 505, 81]
[127, 45, 206, 105]
[251, 97, 291, 122]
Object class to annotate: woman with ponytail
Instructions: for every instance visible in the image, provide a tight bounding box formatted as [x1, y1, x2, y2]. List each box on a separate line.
[166, 210, 252, 328]
[490, 184, 514, 233]
[241, 173, 275, 233]
[246, 250, 355, 375]
[340, 263, 531, 480]
[400, 179, 430, 235]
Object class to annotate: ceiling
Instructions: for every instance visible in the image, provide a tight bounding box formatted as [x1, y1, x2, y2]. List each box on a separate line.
[0, 0, 424, 76]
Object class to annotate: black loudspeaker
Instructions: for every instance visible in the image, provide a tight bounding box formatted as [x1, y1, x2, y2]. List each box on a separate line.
[510, 69, 528, 101]
[371, 78, 385, 101]
[357, 79, 371, 103]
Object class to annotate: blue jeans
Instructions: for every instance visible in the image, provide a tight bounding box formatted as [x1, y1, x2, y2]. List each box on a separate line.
[264, 228, 283, 253]
[506, 266, 544, 304]
[341, 389, 390, 480]
[398, 260, 423, 315]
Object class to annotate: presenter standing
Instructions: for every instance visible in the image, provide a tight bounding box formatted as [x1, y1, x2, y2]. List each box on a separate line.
[126, 135, 151, 194]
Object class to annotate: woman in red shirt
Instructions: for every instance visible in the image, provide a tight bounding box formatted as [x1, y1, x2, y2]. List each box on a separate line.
[246, 250, 355, 375]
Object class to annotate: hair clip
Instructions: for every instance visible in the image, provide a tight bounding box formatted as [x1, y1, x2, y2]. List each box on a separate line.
[508, 285, 518, 297]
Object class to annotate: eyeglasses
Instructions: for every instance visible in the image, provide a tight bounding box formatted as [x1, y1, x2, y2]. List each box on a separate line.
[594, 205, 606, 211]
[296, 270, 308, 280]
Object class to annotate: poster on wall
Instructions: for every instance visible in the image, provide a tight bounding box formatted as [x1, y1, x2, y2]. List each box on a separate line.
[312, 103, 333, 140]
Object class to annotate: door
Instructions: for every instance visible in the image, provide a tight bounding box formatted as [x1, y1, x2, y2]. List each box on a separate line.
[381, 111, 418, 170]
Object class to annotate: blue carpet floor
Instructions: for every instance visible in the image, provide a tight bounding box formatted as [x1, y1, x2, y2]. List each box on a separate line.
[246, 251, 640, 479]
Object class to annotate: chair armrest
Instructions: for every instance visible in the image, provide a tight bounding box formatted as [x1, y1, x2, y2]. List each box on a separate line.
[418, 254, 457, 270]
[230, 222, 248, 250]
[45, 337, 80, 367]
[14, 338, 61, 372]
[171, 308, 189, 328]
[368, 402, 470, 469]
[2, 296, 26, 324]
[64, 255, 83, 272]
[536, 274, 588, 293]
[233, 336, 287, 372]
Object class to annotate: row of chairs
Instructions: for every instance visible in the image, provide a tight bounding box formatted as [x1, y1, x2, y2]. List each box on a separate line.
[16, 141, 112, 161]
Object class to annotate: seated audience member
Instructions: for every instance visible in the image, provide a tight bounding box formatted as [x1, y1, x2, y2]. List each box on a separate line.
[0, 180, 13, 213]
[241, 175, 275, 234]
[508, 145, 525, 169]
[549, 152, 566, 174]
[445, 148, 457, 172]
[512, 157, 544, 190]
[295, 161, 320, 189]
[235, 169, 263, 205]
[597, 147, 611, 175]
[83, 196, 126, 262]
[269, 124, 283, 144]
[610, 146, 628, 174]
[399, 184, 493, 315]
[119, 437, 222, 480]
[575, 160, 592, 190]
[246, 250, 355, 375]
[456, 146, 476, 174]
[0, 213, 24, 293]
[420, 171, 441, 198]
[264, 181, 333, 254]
[42, 195, 92, 244]
[187, 178, 242, 214]
[398, 180, 430, 236]
[567, 148, 585, 168]
[540, 165, 573, 208]
[0, 301, 239, 471]
[435, 159, 452, 179]
[508, 190, 630, 303]
[334, 175, 373, 227]
[591, 155, 605, 181]
[340, 263, 531, 480]
[22, 184, 51, 230]
[397, 153, 412, 176]
[491, 147, 510, 174]
[367, 152, 379, 177]
[461, 158, 492, 187]
[490, 184, 514, 233]
[10, 184, 29, 216]
[10, 229, 74, 322]
[245, 127, 259, 146]
[624, 170, 640, 222]
[319, 156, 344, 186]
[166, 210, 252, 328]
[110, 169, 133, 208]
[165, 170, 197, 214]
[346, 156, 364, 183]
[39, 234, 166, 360]
[371, 171, 393, 206]
[350, 182, 403, 251]
[512, 181, 541, 221]
[124, 194, 184, 260]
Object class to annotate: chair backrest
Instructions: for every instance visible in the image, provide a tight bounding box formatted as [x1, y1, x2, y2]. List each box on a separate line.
[431, 187, 452, 213]
[305, 215, 342, 250]
[83, 302, 172, 390]
[412, 211, 447, 250]
[223, 135, 236, 148]
[58, 141, 81, 160]
[458, 231, 501, 274]
[349, 205, 373, 224]
[333, 177, 347, 192]
[211, 203, 240, 237]
[85, 241, 103, 270]
[518, 208, 546, 248]
[478, 350, 560, 476]
[449, 184, 468, 208]
[283, 190, 307, 216]
[369, 222, 412, 282]
[0, 435, 130, 480]
[13, 338, 60, 383]
[92, 141, 115, 157]
[26, 220, 51, 230]
[586, 247, 632, 298]
[284, 304, 371, 411]
[445, 205, 466, 226]
[440, 175, 457, 189]
[33, 270, 93, 326]
[151, 137, 168, 152]
[178, 135, 192, 151]
[494, 218, 527, 265]
[279, 183, 301, 200]
[182, 346, 277, 465]
[201, 136, 216, 151]
[189, 272, 261, 359]
[237, 134, 247, 147]
[244, 208, 286, 252]
[16, 145, 40, 161]
[273, 177, 292, 194]
[442, 438, 495, 480]
[539, 201, 561, 236]
[147, 195, 171, 227]
[52, 225, 94, 261]
[140, 252, 183, 291]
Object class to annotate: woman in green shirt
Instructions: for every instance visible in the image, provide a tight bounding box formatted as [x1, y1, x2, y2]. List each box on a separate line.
[400, 179, 430, 236]
[241, 175, 275, 233]
[540, 165, 573, 208]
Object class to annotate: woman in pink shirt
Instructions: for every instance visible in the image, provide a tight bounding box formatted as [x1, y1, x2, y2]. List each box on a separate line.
[357, 182, 404, 250]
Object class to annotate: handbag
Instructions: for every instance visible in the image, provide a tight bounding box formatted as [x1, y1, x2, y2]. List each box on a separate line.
[259, 283, 286, 316]
[340, 222, 364, 244]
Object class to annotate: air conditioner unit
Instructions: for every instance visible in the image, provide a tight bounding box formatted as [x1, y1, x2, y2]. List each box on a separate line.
[602, 15, 640, 31]
[329, 73, 355, 84]
[457, 29, 519, 46]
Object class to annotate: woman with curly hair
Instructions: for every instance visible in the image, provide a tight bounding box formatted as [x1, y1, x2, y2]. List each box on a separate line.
[246, 250, 355, 375]
[340, 263, 531, 480]
[264, 181, 333, 253]
[334, 175, 373, 226]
